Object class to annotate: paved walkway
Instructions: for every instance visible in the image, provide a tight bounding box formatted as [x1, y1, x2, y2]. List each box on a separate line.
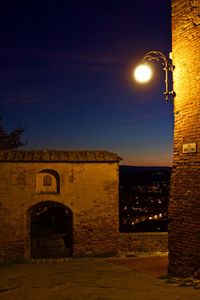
[0, 255, 200, 300]
[107, 255, 169, 277]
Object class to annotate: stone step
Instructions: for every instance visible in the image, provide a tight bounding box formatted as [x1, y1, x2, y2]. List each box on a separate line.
[31, 258, 70, 264]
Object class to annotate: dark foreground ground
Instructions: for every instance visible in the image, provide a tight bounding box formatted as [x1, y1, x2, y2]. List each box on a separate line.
[0, 255, 199, 300]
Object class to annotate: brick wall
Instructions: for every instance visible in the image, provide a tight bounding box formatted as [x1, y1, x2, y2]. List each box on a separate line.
[168, 0, 200, 278]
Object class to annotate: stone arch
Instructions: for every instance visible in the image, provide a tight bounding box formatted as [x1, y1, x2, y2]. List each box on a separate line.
[28, 201, 73, 259]
[36, 169, 60, 194]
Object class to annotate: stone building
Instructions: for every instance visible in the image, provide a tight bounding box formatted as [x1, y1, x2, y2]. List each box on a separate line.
[0, 150, 120, 261]
[168, 0, 200, 278]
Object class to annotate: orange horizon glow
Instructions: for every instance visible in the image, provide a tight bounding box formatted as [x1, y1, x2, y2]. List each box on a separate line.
[120, 159, 172, 167]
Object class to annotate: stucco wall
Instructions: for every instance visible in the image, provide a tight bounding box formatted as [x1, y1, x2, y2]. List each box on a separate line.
[0, 150, 120, 261]
[169, 0, 200, 278]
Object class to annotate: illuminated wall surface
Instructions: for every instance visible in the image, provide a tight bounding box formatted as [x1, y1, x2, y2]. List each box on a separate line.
[0, 150, 120, 261]
[168, 0, 200, 278]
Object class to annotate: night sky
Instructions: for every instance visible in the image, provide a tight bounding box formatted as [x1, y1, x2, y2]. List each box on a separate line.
[0, 0, 173, 166]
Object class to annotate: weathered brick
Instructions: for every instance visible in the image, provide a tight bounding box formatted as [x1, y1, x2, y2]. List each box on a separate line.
[169, 0, 200, 278]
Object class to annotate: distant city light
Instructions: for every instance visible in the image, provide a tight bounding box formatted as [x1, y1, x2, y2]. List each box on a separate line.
[133, 64, 152, 83]
[119, 167, 170, 232]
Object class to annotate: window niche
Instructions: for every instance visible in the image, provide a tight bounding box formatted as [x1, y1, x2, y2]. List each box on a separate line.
[43, 175, 52, 186]
[36, 169, 60, 194]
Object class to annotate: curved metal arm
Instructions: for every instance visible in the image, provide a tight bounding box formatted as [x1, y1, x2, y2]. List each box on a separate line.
[142, 50, 175, 101]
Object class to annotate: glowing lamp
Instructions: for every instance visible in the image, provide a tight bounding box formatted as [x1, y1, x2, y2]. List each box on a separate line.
[134, 50, 176, 101]
[133, 64, 152, 83]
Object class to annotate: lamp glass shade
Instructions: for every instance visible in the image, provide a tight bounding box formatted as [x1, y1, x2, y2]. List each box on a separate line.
[133, 64, 152, 83]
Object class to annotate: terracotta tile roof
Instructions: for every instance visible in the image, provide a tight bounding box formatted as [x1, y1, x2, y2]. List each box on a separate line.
[0, 150, 122, 162]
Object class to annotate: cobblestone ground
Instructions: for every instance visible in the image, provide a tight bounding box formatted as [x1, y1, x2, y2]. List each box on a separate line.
[0, 257, 200, 300]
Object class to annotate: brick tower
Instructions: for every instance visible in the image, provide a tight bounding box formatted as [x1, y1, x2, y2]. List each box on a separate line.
[168, 0, 200, 278]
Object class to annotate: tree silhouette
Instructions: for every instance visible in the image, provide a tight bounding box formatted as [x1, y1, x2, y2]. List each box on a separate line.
[0, 118, 27, 150]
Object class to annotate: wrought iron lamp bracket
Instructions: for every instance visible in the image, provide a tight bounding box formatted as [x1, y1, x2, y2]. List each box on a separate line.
[143, 50, 175, 101]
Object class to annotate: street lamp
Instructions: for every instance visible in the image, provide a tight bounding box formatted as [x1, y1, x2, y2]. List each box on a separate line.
[134, 50, 175, 101]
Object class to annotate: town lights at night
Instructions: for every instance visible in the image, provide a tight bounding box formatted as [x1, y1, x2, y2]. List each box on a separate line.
[134, 50, 176, 101]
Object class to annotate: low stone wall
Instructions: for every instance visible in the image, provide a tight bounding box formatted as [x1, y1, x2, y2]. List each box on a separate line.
[118, 232, 168, 256]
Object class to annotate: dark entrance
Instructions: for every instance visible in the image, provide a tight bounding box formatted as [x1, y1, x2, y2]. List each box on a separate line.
[29, 201, 73, 258]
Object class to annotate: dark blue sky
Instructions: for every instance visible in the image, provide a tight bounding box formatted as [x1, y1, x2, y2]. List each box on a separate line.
[0, 0, 173, 166]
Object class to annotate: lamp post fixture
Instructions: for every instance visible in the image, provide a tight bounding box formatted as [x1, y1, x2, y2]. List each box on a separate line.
[134, 50, 176, 101]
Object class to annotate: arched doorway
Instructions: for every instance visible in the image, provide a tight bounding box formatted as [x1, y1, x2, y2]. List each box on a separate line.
[29, 201, 73, 258]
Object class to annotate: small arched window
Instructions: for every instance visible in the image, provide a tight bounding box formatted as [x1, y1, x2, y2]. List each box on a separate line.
[43, 175, 52, 186]
[36, 169, 59, 194]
